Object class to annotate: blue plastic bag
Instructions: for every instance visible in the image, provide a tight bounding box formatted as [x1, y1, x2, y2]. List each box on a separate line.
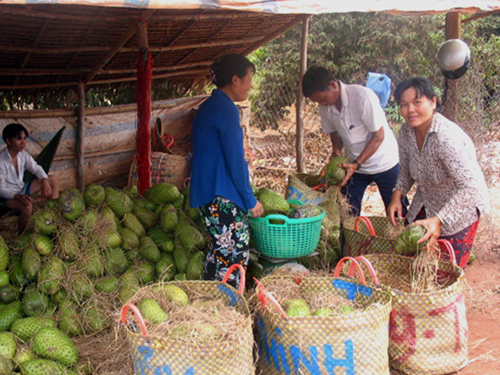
[366, 72, 391, 108]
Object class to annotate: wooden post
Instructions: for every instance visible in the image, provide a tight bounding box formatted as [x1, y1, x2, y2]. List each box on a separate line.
[442, 12, 461, 121]
[296, 16, 310, 173]
[136, 20, 152, 194]
[76, 80, 85, 191]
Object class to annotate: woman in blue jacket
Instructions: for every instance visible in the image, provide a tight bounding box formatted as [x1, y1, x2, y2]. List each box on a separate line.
[190, 54, 264, 288]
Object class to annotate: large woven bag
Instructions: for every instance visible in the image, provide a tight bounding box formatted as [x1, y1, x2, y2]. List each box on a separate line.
[286, 173, 345, 228]
[352, 243, 468, 375]
[254, 258, 392, 375]
[121, 265, 254, 375]
[342, 216, 405, 257]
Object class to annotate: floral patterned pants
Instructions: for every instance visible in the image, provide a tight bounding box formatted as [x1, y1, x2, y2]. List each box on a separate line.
[199, 196, 250, 289]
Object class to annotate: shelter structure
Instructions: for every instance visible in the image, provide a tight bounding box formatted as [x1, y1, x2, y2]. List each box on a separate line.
[0, 0, 498, 189]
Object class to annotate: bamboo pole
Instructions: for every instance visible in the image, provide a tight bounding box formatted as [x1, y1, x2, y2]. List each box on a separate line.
[76, 81, 86, 191]
[442, 12, 461, 122]
[296, 16, 310, 174]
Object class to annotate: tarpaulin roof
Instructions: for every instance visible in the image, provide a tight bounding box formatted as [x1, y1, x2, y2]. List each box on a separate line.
[0, 0, 497, 94]
[1, 0, 498, 14]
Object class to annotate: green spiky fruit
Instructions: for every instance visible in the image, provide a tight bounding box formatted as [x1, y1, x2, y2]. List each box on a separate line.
[9, 261, 26, 288]
[145, 183, 181, 204]
[123, 213, 146, 238]
[177, 224, 205, 252]
[14, 346, 37, 367]
[257, 188, 290, 215]
[0, 270, 8, 288]
[84, 305, 110, 333]
[57, 301, 83, 337]
[32, 327, 79, 366]
[56, 230, 80, 262]
[172, 194, 185, 209]
[105, 187, 133, 219]
[79, 244, 105, 278]
[394, 225, 427, 255]
[138, 298, 167, 324]
[94, 276, 120, 293]
[71, 274, 93, 303]
[83, 184, 105, 207]
[77, 209, 98, 234]
[105, 248, 129, 275]
[133, 205, 157, 229]
[0, 301, 22, 331]
[163, 285, 189, 306]
[325, 156, 350, 185]
[155, 254, 176, 281]
[32, 210, 58, 236]
[173, 246, 189, 274]
[0, 356, 13, 375]
[338, 305, 355, 314]
[135, 262, 156, 284]
[286, 304, 311, 317]
[10, 317, 57, 342]
[186, 251, 204, 280]
[32, 234, 54, 256]
[22, 285, 50, 317]
[313, 308, 334, 317]
[119, 228, 139, 250]
[105, 229, 122, 249]
[0, 284, 18, 303]
[38, 257, 66, 295]
[21, 247, 41, 281]
[147, 228, 174, 253]
[58, 189, 85, 222]
[139, 237, 161, 263]
[21, 359, 77, 375]
[174, 273, 187, 281]
[0, 331, 16, 359]
[100, 206, 119, 230]
[0, 237, 9, 271]
[160, 204, 178, 232]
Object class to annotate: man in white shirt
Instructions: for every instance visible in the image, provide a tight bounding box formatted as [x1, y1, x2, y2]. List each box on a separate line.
[302, 66, 406, 216]
[0, 123, 59, 233]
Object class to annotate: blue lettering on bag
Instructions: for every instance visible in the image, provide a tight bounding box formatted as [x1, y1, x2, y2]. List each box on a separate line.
[290, 345, 320, 374]
[324, 341, 355, 375]
[286, 187, 325, 205]
[135, 345, 194, 375]
[218, 284, 240, 306]
[256, 317, 291, 374]
[333, 279, 373, 300]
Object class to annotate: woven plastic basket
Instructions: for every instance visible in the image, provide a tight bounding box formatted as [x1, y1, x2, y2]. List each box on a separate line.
[249, 203, 325, 259]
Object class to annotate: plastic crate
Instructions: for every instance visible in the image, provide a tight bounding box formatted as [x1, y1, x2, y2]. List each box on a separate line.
[249, 203, 325, 259]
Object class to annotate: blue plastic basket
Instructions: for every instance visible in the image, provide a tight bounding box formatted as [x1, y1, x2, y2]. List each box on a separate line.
[249, 203, 325, 259]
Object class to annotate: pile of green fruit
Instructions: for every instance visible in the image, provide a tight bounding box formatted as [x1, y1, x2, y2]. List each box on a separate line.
[0, 182, 209, 373]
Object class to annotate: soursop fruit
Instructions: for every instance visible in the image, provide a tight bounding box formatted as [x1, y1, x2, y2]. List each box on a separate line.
[105, 187, 133, 219]
[177, 224, 205, 252]
[139, 237, 161, 263]
[32, 209, 58, 236]
[94, 276, 120, 293]
[160, 204, 178, 232]
[0, 331, 16, 359]
[123, 213, 146, 238]
[76, 209, 99, 234]
[393, 225, 426, 255]
[58, 189, 85, 222]
[105, 248, 129, 275]
[0, 301, 22, 331]
[22, 285, 50, 317]
[32, 327, 79, 366]
[119, 228, 140, 250]
[163, 285, 189, 306]
[10, 317, 57, 342]
[145, 183, 181, 204]
[186, 251, 204, 280]
[138, 298, 167, 324]
[83, 183, 105, 207]
[33, 234, 54, 256]
[133, 205, 157, 229]
[21, 247, 42, 281]
[155, 254, 176, 281]
[21, 359, 77, 375]
[38, 257, 66, 295]
[56, 230, 80, 261]
[0, 237, 9, 271]
[135, 262, 156, 284]
[147, 228, 174, 253]
[325, 156, 349, 185]
[257, 188, 290, 215]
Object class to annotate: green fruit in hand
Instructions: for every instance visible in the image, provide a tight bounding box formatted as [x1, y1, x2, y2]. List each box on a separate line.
[325, 156, 349, 185]
[394, 225, 426, 255]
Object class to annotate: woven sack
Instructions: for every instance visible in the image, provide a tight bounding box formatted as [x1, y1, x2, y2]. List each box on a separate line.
[254, 258, 392, 375]
[342, 216, 406, 257]
[128, 151, 190, 190]
[121, 265, 254, 375]
[286, 173, 345, 228]
[352, 247, 468, 375]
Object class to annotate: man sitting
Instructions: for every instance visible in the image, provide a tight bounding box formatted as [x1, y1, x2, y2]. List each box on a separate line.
[0, 123, 59, 234]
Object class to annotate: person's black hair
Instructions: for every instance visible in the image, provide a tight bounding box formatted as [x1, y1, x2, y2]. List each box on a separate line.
[301, 66, 338, 98]
[210, 54, 255, 88]
[2, 123, 29, 143]
[394, 77, 442, 111]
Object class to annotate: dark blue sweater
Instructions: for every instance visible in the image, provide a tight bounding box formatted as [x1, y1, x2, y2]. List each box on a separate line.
[190, 89, 256, 212]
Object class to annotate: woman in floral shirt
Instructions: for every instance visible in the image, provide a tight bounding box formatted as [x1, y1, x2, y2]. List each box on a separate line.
[388, 77, 490, 267]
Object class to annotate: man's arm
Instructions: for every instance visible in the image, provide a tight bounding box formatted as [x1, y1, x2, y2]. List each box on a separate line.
[340, 127, 385, 186]
[330, 132, 343, 159]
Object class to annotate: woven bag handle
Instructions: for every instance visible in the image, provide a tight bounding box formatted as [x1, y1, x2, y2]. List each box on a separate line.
[121, 303, 149, 337]
[161, 134, 175, 149]
[254, 278, 288, 319]
[333, 257, 367, 285]
[221, 264, 246, 295]
[436, 239, 457, 266]
[349, 256, 379, 285]
[354, 216, 377, 236]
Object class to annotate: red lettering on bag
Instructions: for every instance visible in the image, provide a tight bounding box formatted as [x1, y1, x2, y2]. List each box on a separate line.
[428, 294, 465, 353]
[389, 306, 416, 362]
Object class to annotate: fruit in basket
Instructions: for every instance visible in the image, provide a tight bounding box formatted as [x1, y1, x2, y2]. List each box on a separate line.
[338, 305, 355, 314]
[284, 298, 311, 317]
[325, 156, 349, 185]
[394, 225, 427, 255]
[288, 204, 323, 219]
[163, 285, 189, 306]
[139, 298, 168, 324]
[313, 308, 334, 317]
[257, 188, 290, 215]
